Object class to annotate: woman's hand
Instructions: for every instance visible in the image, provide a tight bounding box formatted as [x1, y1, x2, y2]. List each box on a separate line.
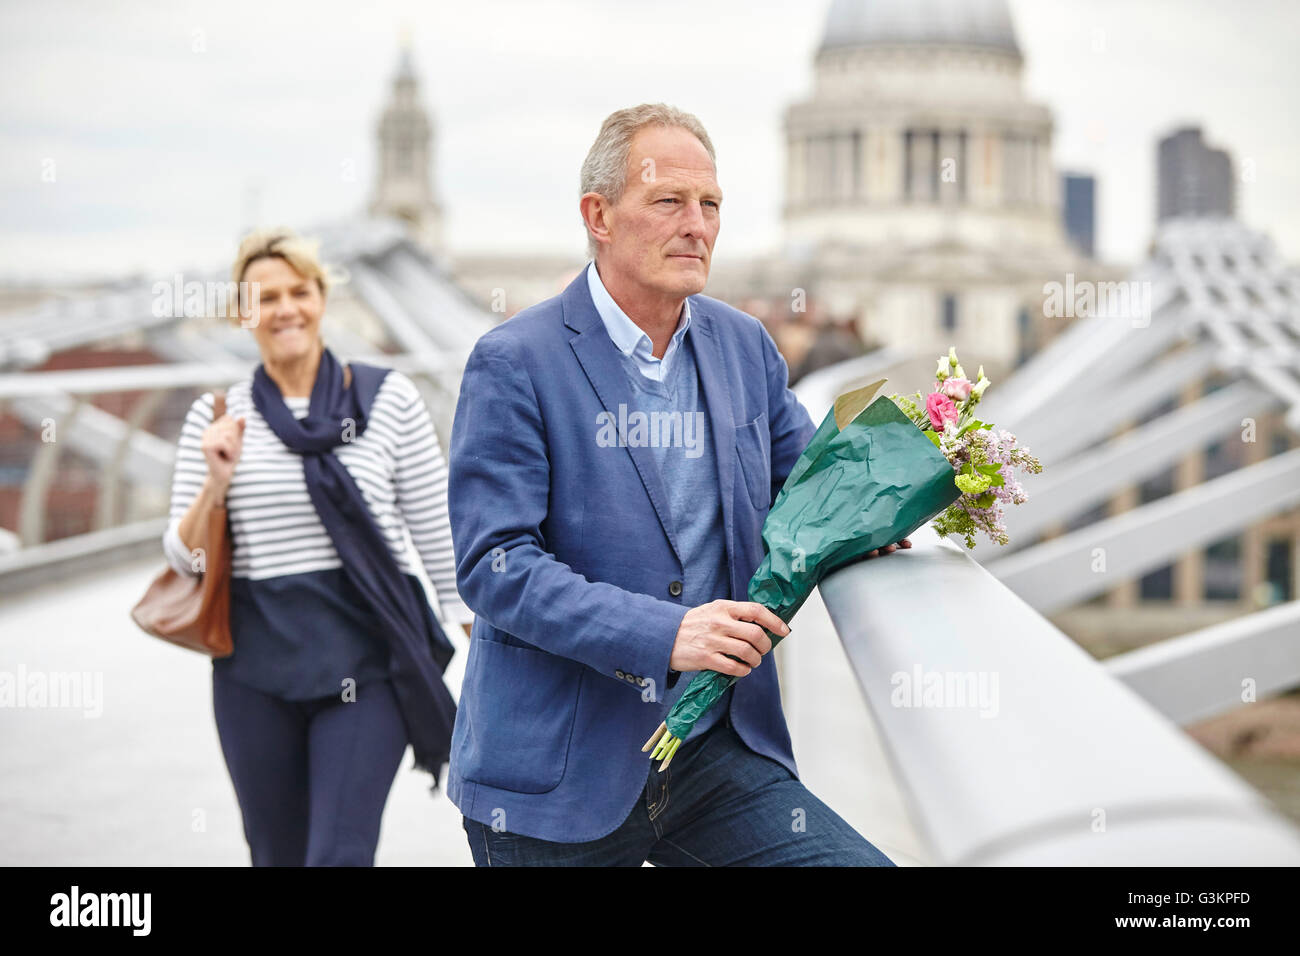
[201, 414, 246, 492]
[176, 410, 245, 558]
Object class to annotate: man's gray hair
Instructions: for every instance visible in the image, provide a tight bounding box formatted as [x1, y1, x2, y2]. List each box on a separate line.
[579, 103, 716, 258]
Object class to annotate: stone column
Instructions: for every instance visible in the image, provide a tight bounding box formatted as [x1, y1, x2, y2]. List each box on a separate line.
[806, 134, 826, 204]
[973, 129, 1000, 207]
[938, 130, 964, 203]
[910, 129, 936, 201]
[867, 126, 901, 202]
[787, 134, 806, 207]
[1037, 134, 1053, 207]
[835, 132, 855, 200]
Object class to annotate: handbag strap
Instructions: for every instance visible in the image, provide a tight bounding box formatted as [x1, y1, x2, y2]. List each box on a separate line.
[213, 389, 226, 420]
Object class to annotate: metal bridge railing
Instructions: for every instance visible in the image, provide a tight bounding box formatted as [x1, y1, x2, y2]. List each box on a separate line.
[817, 527, 1300, 865]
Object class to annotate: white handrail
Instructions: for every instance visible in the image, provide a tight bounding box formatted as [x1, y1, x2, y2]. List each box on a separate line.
[818, 526, 1300, 865]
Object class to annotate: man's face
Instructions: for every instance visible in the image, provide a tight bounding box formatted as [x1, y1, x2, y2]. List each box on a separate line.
[600, 124, 721, 299]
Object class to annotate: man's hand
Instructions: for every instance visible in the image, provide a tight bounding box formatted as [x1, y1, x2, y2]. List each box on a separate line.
[670, 600, 790, 679]
[863, 537, 912, 559]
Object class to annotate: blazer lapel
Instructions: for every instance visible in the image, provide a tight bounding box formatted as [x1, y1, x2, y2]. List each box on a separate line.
[565, 275, 684, 567]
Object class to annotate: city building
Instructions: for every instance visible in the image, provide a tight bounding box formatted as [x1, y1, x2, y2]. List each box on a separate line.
[1061, 173, 1096, 258]
[1157, 126, 1235, 222]
[707, 0, 1114, 383]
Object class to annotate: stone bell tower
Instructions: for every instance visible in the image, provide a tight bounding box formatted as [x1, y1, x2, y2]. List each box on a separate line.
[370, 32, 444, 256]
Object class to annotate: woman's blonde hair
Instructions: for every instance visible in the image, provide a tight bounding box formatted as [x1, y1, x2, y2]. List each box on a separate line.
[228, 227, 342, 325]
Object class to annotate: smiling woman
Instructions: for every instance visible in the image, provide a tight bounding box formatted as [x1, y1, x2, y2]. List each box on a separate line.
[161, 226, 472, 866]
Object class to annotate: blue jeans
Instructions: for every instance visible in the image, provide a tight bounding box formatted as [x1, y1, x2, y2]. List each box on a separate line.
[462, 719, 895, 866]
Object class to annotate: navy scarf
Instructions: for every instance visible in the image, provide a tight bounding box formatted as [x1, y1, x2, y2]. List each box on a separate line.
[253, 347, 457, 790]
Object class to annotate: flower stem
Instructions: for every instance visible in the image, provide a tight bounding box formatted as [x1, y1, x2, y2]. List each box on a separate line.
[658, 735, 682, 771]
[652, 731, 679, 764]
[651, 732, 673, 761]
[641, 722, 668, 753]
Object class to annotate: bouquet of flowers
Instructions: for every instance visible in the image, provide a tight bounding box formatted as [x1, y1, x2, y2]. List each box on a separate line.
[890, 348, 1042, 548]
[642, 348, 1041, 770]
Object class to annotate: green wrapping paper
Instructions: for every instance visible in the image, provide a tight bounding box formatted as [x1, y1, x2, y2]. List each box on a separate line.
[661, 380, 961, 740]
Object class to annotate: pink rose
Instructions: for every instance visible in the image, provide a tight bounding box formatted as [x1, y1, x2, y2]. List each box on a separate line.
[925, 392, 958, 432]
[941, 377, 972, 401]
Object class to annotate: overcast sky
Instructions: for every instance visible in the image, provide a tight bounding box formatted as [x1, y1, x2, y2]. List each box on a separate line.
[1, 0, 1297, 283]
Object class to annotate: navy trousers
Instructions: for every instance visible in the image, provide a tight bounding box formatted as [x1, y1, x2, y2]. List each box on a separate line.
[212, 668, 408, 866]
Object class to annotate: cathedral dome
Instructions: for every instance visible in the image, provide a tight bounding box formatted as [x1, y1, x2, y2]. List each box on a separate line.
[819, 0, 1021, 57]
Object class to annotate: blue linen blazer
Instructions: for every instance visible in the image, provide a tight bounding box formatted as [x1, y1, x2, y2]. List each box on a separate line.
[446, 269, 817, 842]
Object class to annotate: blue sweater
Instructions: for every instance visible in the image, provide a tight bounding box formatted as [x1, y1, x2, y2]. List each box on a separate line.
[614, 333, 734, 737]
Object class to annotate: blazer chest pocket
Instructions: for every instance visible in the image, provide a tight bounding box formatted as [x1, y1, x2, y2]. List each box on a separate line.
[734, 412, 772, 510]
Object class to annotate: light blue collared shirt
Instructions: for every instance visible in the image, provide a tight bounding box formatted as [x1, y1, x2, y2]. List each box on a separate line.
[586, 261, 692, 383]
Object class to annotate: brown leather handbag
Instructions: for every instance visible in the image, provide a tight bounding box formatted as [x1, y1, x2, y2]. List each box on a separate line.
[130, 391, 234, 657]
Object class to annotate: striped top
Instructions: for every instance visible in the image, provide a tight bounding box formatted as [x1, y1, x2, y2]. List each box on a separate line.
[162, 370, 472, 626]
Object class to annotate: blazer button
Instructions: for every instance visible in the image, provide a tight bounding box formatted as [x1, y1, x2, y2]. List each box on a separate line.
[668, 580, 683, 597]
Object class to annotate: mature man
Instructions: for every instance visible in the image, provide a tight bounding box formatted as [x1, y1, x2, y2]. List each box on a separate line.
[446, 103, 906, 866]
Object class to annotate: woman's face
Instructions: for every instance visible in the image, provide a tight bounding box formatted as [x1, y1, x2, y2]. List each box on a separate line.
[242, 256, 325, 365]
